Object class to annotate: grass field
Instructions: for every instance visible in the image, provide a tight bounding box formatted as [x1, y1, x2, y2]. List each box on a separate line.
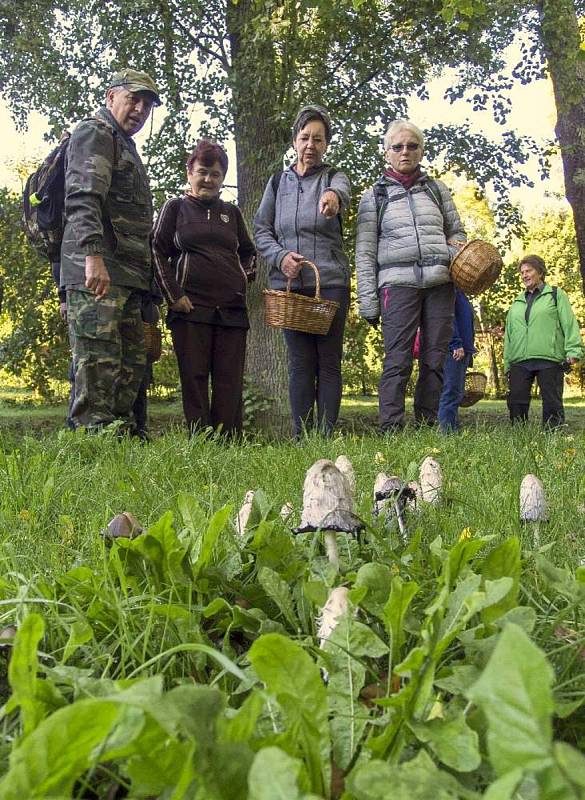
[2, 383, 585, 436]
[0, 398, 584, 797]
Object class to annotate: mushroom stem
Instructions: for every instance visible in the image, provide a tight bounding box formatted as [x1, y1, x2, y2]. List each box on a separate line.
[324, 531, 339, 568]
[394, 501, 407, 542]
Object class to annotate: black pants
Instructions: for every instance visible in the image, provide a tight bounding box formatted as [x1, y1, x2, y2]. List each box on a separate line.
[170, 320, 247, 435]
[379, 283, 455, 429]
[283, 287, 349, 436]
[508, 363, 565, 428]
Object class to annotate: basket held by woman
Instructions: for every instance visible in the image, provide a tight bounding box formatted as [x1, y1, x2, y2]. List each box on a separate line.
[460, 371, 487, 407]
[263, 260, 340, 335]
[450, 240, 503, 296]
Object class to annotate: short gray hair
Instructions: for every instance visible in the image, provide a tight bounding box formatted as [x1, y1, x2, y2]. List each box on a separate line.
[383, 120, 424, 151]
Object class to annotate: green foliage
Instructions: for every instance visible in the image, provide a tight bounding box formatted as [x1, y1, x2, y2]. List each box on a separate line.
[0, 189, 70, 396]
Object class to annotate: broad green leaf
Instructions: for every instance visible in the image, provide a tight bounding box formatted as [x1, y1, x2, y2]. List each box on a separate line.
[177, 492, 208, 540]
[258, 566, 298, 629]
[203, 597, 232, 618]
[303, 580, 328, 608]
[324, 615, 387, 769]
[410, 711, 481, 772]
[354, 562, 393, 618]
[483, 769, 524, 800]
[5, 612, 45, 736]
[383, 576, 418, 664]
[62, 618, 93, 664]
[552, 742, 585, 788]
[467, 623, 554, 775]
[434, 665, 481, 695]
[494, 605, 536, 633]
[248, 747, 304, 800]
[481, 537, 521, 623]
[193, 504, 233, 578]
[346, 750, 478, 799]
[124, 719, 195, 797]
[224, 691, 264, 743]
[445, 537, 492, 587]
[0, 699, 122, 798]
[248, 634, 329, 796]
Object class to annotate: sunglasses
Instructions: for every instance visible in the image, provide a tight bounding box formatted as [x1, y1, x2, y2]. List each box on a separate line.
[389, 143, 420, 152]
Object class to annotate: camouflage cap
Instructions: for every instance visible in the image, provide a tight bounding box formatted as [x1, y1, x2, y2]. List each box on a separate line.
[108, 68, 161, 106]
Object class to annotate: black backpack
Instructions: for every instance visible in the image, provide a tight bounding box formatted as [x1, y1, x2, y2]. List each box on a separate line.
[22, 134, 71, 262]
[22, 118, 118, 263]
[373, 178, 446, 236]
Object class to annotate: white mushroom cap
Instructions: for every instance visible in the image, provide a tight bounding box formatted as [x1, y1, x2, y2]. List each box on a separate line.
[420, 457, 442, 505]
[300, 459, 353, 529]
[335, 455, 356, 498]
[520, 474, 548, 523]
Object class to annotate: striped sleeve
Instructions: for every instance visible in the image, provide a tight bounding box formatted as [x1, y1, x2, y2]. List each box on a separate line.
[152, 197, 183, 305]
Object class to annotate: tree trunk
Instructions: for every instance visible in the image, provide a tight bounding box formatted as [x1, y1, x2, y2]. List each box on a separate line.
[536, 0, 585, 293]
[227, 0, 293, 436]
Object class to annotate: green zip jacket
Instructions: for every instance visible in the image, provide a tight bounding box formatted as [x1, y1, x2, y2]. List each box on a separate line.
[60, 107, 154, 291]
[503, 284, 583, 373]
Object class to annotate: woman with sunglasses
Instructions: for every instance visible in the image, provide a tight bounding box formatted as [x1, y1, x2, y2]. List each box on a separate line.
[355, 119, 466, 432]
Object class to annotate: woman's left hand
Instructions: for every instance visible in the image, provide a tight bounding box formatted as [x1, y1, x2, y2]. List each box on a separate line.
[319, 190, 340, 218]
[566, 357, 578, 365]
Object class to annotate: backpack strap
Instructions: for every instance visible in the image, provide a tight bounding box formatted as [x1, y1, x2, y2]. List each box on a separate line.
[373, 182, 389, 238]
[552, 285, 558, 307]
[271, 170, 283, 197]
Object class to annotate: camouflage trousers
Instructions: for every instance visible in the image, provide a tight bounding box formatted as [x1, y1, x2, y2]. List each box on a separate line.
[67, 286, 146, 431]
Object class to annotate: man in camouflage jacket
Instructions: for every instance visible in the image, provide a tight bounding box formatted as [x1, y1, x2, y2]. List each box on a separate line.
[61, 68, 160, 433]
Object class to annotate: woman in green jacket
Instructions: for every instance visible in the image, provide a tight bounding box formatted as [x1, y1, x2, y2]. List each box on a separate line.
[504, 254, 583, 427]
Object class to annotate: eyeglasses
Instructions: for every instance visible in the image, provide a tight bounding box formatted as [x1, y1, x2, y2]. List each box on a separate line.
[389, 143, 420, 152]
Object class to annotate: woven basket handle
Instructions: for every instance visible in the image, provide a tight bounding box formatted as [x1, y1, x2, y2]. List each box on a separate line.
[286, 259, 321, 301]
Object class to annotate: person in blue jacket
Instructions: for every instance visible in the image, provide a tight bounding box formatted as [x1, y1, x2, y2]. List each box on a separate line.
[438, 288, 476, 432]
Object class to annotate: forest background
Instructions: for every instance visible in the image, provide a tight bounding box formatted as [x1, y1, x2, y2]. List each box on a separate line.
[1, 0, 585, 430]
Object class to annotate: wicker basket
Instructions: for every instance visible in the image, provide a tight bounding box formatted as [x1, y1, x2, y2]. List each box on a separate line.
[461, 371, 487, 408]
[263, 260, 340, 335]
[450, 240, 503, 296]
[143, 321, 162, 362]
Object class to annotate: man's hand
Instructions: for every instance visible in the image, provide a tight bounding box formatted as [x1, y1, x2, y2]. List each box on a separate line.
[85, 256, 111, 300]
[319, 190, 340, 218]
[452, 347, 465, 361]
[281, 252, 306, 279]
[567, 356, 578, 365]
[60, 302, 68, 322]
[171, 296, 194, 313]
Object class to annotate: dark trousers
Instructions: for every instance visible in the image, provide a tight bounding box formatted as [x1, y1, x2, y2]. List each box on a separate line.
[283, 287, 349, 436]
[508, 363, 565, 428]
[438, 351, 472, 432]
[170, 320, 247, 435]
[379, 283, 454, 429]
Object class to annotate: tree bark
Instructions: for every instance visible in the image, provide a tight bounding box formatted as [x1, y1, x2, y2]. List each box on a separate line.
[227, 0, 293, 436]
[536, 0, 585, 293]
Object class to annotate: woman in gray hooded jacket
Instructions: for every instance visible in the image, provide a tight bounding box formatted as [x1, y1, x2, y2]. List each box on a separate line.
[355, 119, 466, 431]
[254, 104, 351, 437]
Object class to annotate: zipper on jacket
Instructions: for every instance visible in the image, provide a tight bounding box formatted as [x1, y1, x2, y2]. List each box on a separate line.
[406, 191, 423, 263]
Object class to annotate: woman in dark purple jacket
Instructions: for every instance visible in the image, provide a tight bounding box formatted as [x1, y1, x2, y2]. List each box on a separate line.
[152, 140, 256, 436]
